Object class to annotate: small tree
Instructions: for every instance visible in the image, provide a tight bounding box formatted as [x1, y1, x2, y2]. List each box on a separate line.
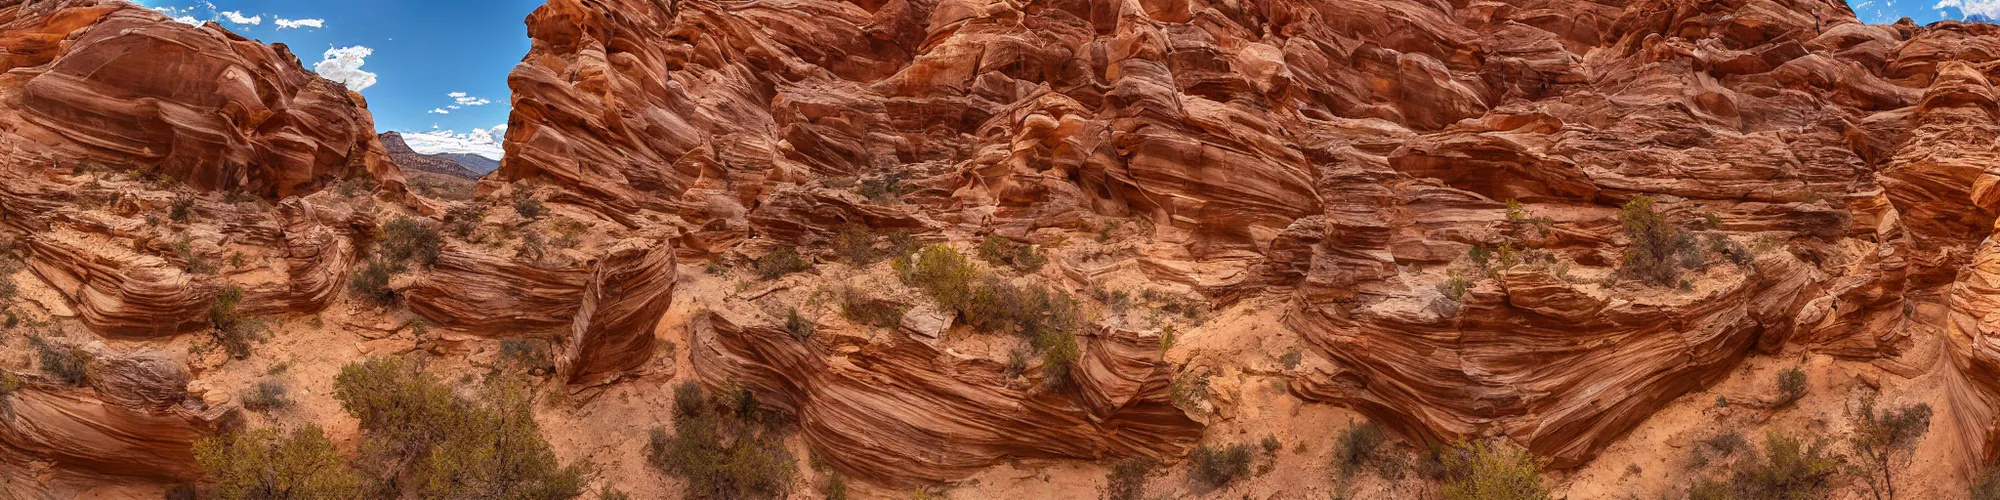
[1847, 391, 1932, 500]
[193, 425, 360, 500]
[1438, 440, 1549, 500]
[1728, 431, 1842, 500]
[1187, 443, 1255, 490]
[1335, 422, 1387, 478]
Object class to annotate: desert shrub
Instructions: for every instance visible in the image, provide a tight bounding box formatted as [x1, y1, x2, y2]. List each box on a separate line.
[380, 217, 442, 268]
[499, 338, 555, 373]
[858, 172, 908, 203]
[1188, 443, 1256, 489]
[332, 357, 587, 499]
[175, 233, 218, 274]
[1848, 391, 1933, 500]
[840, 290, 904, 329]
[1438, 273, 1471, 301]
[977, 235, 1046, 273]
[1170, 372, 1209, 413]
[445, 204, 484, 239]
[1710, 234, 1756, 270]
[239, 379, 291, 412]
[1703, 432, 1749, 457]
[1687, 477, 1730, 500]
[597, 488, 632, 500]
[29, 334, 85, 386]
[964, 279, 1081, 389]
[193, 425, 360, 500]
[1468, 245, 1493, 269]
[1725, 431, 1842, 500]
[0, 371, 20, 416]
[1336, 422, 1388, 478]
[513, 190, 546, 219]
[1618, 195, 1700, 287]
[550, 220, 586, 249]
[832, 224, 883, 264]
[755, 248, 812, 280]
[784, 308, 816, 341]
[897, 244, 1080, 388]
[347, 256, 398, 306]
[170, 194, 196, 222]
[646, 383, 797, 499]
[1776, 367, 1808, 407]
[519, 228, 549, 263]
[1104, 457, 1157, 500]
[823, 474, 849, 500]
[209, 286, 264, 359]
[895, 245, 979, 310]
[1438, 440, 1549, 500]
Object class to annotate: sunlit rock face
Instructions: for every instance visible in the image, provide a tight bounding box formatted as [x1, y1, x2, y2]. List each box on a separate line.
[500, 0, 2000, 479]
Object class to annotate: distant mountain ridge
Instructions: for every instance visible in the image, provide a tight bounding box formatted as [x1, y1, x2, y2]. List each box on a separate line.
[379, 132, 484, 180]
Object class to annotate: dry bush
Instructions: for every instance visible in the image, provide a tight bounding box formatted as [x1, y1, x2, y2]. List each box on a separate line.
[333, 357, 587, 499]
[646, 382, 797, 499]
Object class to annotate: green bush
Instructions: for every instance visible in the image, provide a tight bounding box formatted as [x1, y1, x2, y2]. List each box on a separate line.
[822, 474, 849, 500]
[897, 244, 1081, 389]
[332, 357, 587, 499]
[1618, 195, 1700, 287]
[832, 224, 883, 264]
[170, 194, 196, 222]
[1335, 422, 1387, 478]
[1188, 443, 1255, 489]
[445, 204, 484, 239]
[784, 308, 815, 341]
[380, 217, 442, 268]
[1848, 392, 1932, 500]
[895, 245, 979, 310]
[193, 425, 360, 500]
[513, 190, 546, 220]
[977, 235, 1046, 273]
[1104, 457, 1157, 500]
[28, 334, 85, 386]
[175, 233, 218, 275]
[209, 286, 264, 360]
[1724, 431, 1842, 500]
[1438, 441, 1549, 500]
[0, 371, 20, 416]
[755, 248, 812, 280]
[646, 383, 798, 499]
[348, 256, 398, 306]
[1776, 367, 1807, 407]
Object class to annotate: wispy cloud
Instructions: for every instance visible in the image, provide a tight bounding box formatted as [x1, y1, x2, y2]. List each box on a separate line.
[275, 18, 325, 30]
[402, 125, 508, 160]
[218, 10, 261, 25]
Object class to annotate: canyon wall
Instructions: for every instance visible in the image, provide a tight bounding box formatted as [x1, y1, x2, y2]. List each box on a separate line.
[501, 0, 2000, 481]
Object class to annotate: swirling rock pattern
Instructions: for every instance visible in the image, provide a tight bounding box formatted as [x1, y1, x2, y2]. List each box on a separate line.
[503, 0, 2000, 478]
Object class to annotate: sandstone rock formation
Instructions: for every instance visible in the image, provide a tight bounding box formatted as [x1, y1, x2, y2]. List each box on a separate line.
[0, 0, 401, 198]
[0, 343, 233, 488]
[497, 0, 2000, 481]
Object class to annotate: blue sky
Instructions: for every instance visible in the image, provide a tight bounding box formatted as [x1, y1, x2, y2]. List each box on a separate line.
[134, 0, 542, 159]
[1859, 0, 2000, 23]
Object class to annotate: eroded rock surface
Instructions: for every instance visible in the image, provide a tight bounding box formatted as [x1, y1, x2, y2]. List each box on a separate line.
[498, 0, 2000, 479]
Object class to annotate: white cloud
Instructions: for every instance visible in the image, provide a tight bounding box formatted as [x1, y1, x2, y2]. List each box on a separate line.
[428, 108, 451, 114]
[1938, 0, 2000, 18]
[447, 105, 461, 110]
[401, 125, 507, 161]
[218, 10, 261, 25]
[173, 15, 202, 25]
[448, 92, 468, 98]
[275, 18, 324, 29]
[455, 96, 493, 106]
[313, 46, 377, 91]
